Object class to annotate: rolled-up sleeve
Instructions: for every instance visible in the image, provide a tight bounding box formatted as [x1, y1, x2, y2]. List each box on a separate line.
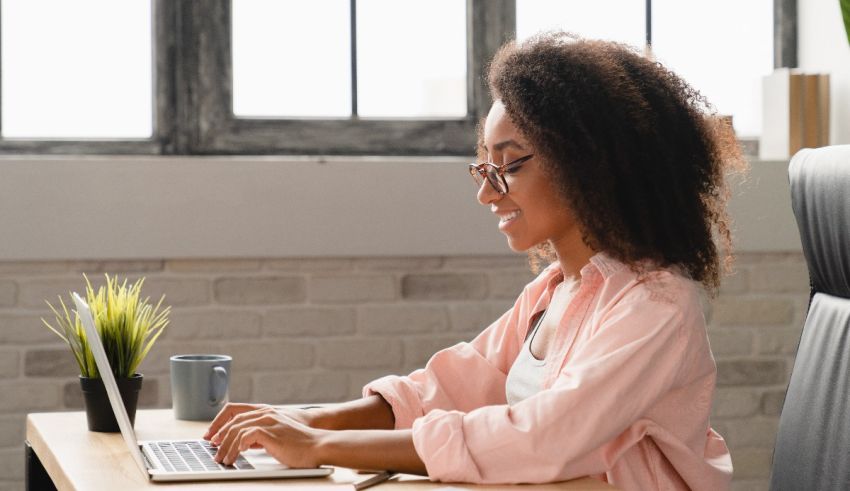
[363, 269, 553, 430]
[363, 305, 522, 429]
[411, 292, 693, 483]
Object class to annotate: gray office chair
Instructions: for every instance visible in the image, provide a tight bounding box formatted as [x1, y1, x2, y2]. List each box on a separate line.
[770, 145, 850, 490]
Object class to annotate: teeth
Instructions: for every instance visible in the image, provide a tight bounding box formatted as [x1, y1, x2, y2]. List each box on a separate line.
[500, 210, 521, 223]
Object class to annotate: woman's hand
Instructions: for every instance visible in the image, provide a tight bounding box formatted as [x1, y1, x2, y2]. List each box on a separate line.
[205, 404, 327, 467]
[203, 402, 321, 443]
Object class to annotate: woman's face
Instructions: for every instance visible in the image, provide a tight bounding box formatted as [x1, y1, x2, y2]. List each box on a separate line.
[477, 101, 579, 253]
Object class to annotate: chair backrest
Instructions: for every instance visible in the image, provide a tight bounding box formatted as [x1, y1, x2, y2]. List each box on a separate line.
[770, 145, 850, 490]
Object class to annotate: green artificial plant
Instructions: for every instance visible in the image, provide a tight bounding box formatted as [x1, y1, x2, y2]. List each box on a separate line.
[41, 274, 171, 378]
[842, 0, 850, 46]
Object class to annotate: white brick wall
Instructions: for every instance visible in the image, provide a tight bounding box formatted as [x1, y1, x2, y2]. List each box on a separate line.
[0, 253, 809, 490]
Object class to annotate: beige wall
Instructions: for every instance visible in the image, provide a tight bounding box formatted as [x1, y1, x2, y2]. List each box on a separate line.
[0, 156, 799, 260]
[0, 251, 807, 491]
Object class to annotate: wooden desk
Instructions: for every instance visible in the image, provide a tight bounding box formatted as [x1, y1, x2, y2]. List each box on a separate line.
[26, 409, 614, 490]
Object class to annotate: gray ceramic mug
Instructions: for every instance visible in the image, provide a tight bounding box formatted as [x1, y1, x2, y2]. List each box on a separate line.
[170, 354, 231, 421]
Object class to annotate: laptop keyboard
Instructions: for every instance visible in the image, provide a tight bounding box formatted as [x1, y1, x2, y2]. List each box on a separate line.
[149, 440, 255, 472]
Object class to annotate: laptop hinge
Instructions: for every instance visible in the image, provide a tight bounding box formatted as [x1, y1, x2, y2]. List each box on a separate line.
[139, 445, 155, 471]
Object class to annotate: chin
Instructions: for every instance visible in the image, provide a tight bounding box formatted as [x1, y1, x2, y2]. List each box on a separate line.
[505, 237, 534, 253]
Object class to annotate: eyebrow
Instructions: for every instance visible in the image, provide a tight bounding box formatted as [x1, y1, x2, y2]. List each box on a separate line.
[483, 139, 526, 153]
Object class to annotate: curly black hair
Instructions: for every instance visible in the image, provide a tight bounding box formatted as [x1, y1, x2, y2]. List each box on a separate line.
[485, 32, 746, 294]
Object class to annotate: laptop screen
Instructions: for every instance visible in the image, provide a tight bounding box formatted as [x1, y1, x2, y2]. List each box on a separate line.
[72, 292, 150, 476]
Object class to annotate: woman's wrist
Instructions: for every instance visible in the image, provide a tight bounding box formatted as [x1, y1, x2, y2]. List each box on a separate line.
[313, 427, 340, 466]
[307, 407, 340, 431]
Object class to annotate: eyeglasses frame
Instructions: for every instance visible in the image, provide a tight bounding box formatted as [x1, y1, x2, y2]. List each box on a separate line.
[468, 154, 535, 195]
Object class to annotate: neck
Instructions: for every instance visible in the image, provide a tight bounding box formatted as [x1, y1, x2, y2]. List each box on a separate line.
[550, 235, 596, 281]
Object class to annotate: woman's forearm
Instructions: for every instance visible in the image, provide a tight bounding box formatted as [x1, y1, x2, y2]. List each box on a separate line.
[307, 394, 396, 431]
[317, 428, 427, 475]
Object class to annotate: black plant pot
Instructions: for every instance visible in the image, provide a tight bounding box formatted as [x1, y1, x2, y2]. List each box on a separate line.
[79, 373, 143, 432]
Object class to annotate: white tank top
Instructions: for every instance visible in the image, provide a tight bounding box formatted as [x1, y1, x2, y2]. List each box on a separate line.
[505, 277, 578, 406]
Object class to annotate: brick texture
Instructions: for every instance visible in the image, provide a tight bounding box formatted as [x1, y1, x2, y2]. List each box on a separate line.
[141, 278, 211, 306]
[166, 259, 261, 272]
[214, 277, 305, 305]
[72, 260, 165, 275]
[402, 273, 487, 300]
[354, 257, 443, 271]
[358, 305, 448, 334]
[711, 298, 795, 326]
[0, 252, 811, 490]
[755, 327, 802, 355]
[17, 278, 93, 309]
[711, 388, 761, 419]
[0, 313, 65, 344]
[448, 302, 510, 333]
[708, 328, 754, 357]
[0, 448, 23, 481]
[0, 381, 59, 412]
[228, 341, 315, 371]
[164, 310, 262, 341]
[0, 415, 25, 448]
[717, 359, 786, 386]
[348, 369, 395, 399]
[24, 349, 78, 377]
[263, 307, 356, 337]
[719, 270, 749, 294]
[729, 447, 773, 479]
[403, 335, 470, 368]
[255, 371, 349, 404]
[761, 390, 786, 416]
[265, 258, 353, 272]
[0, 352, 18, 378]
[713, 418, 779, 448]
[487, 270, 536, 299]
[0, 282, 15, 307]
[749, 263, 810, 293]
[317, 339, 403, 369]
[309, 275, 396, 303]
[137, 342, 225, 375]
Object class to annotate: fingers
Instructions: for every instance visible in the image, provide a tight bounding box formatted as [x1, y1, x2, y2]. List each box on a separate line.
[214, 413, 277, 464]
[204, 403, 263, 440]
[209, 405, 272, 444]
[221, 427, 272, 466]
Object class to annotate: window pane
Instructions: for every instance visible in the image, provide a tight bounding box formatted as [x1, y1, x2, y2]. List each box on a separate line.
[357, 0, 466, 118]
[232, 0, 351, 118]
[516, 0, 645, 49]
[1, 0, 152, 139]
[653, 0, 773, 137]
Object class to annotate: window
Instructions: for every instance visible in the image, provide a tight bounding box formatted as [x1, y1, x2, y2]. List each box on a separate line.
[0, 0, 794, 155]
[517, 0, 774, 138]
[2, 0, 153, 139]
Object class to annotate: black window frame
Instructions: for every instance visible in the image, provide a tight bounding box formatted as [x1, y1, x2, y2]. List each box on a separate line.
[0, 0, 794, 156]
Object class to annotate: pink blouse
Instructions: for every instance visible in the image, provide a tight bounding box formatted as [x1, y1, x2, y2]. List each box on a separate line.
[363, 253, 732, 490]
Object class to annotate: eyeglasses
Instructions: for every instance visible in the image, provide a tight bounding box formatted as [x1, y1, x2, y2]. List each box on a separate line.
[468, 154, 534, 195]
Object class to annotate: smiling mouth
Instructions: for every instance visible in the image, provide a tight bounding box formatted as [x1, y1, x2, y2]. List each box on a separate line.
[499, 210, 521, 224]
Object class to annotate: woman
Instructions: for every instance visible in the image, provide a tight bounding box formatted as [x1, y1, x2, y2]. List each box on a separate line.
[204, 32, 743, 490]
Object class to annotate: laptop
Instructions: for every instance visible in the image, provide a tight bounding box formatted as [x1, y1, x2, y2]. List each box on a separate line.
[71, 292, 334, 482]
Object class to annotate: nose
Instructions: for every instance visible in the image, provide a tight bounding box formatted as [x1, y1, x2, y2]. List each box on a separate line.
[476, 179, 502, 205]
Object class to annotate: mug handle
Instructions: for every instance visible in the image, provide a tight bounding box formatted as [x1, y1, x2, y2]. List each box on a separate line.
[209, 366, 229, 406]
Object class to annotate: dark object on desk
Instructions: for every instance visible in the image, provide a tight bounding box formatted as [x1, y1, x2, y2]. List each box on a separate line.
[770, 145, 850, 490]
[80, 373, 143, 432]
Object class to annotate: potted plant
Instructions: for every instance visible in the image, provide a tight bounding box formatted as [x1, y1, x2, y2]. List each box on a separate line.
[843, 0, 850, 46]
[41, 274, 171, 432]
